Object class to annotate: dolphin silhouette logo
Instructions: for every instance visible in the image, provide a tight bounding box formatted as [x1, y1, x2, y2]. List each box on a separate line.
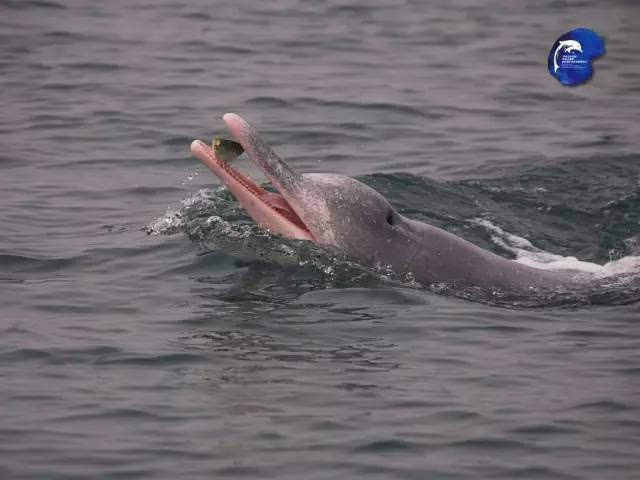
[548, 29, 605, 86]
[553, 40, 583, 72]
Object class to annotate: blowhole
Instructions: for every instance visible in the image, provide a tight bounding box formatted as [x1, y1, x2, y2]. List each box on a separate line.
[386, 211, 394, 225]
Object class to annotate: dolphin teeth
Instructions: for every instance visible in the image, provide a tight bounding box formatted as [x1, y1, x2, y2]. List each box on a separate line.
[212, 138, 244, 163]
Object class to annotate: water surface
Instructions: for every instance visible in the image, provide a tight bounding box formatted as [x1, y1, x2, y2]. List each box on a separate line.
[2, 1, 640, 479]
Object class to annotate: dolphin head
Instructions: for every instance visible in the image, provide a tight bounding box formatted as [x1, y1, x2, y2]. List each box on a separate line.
[191, 114, 425, 269]
[290, 173, 429, 271]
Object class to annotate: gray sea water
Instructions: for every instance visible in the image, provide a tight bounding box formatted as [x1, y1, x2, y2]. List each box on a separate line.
[2, 1, 640, 479]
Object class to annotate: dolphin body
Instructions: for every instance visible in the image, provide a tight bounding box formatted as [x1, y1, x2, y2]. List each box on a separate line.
[190, 114, 571, 290]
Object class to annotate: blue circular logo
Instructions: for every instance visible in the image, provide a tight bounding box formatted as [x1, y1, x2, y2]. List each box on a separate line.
[548, 28, 605, 86]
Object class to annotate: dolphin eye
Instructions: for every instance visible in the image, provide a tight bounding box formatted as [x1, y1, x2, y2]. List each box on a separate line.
[386, 211, 394, 226]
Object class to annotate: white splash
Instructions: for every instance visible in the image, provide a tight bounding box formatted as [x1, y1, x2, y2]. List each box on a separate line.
[471, 218, 640, 280]
[145, 188, 220, 235]
[145, 207, 184, 235]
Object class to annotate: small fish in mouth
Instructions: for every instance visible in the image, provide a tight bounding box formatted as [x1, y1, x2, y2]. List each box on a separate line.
[212, 138, 244, 163]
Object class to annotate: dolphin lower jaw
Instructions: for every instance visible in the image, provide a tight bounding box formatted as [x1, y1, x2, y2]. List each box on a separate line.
[190, 139, 314, 241]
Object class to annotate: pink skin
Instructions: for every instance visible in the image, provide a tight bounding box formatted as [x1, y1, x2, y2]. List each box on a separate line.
[190, 137, 314, 242]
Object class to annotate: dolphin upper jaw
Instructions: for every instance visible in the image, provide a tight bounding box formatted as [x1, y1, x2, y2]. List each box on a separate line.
[221, 113, 340, 246]
[223, 113, 303, 197]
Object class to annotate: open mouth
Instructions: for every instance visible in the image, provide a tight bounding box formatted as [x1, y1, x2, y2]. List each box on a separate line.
[190, 139, 314, 242]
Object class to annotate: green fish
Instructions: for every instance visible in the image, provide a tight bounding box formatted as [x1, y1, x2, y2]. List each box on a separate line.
[212, 138, 244, 163]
